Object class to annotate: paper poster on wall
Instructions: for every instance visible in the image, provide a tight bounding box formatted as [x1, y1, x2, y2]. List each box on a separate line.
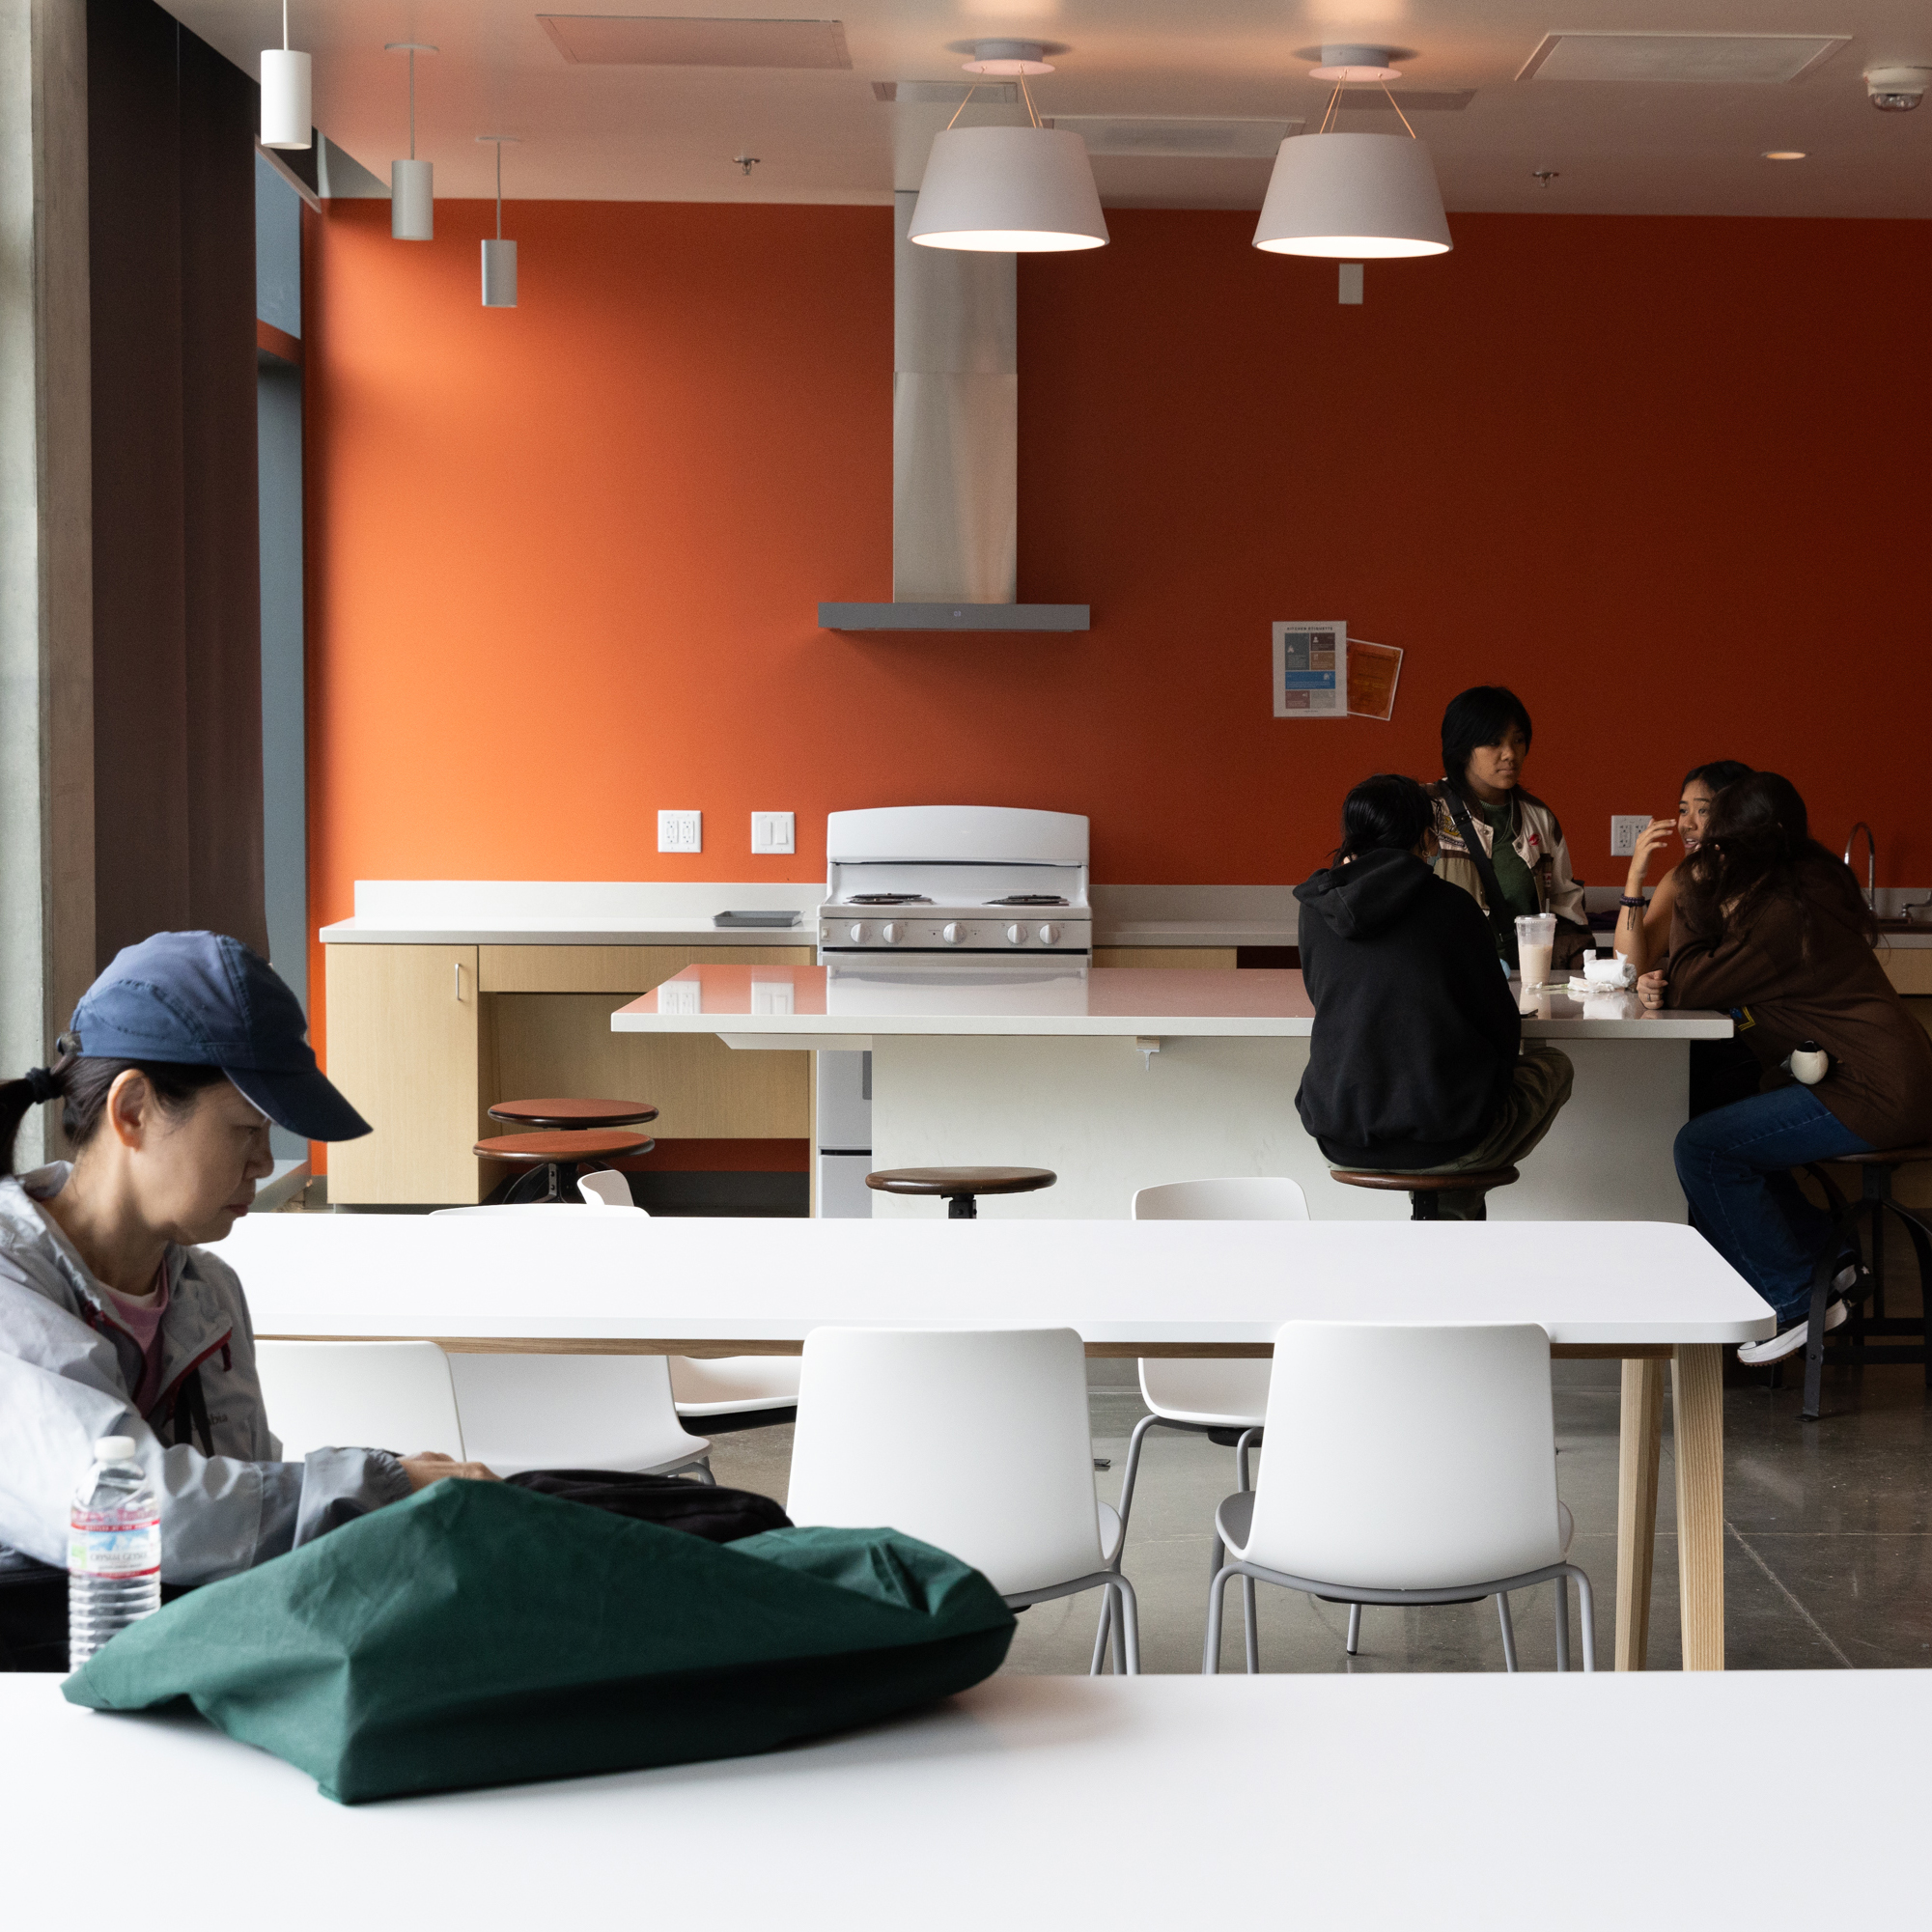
[1272, 621, 1347, 717]
[1346, 638, 1404, 721]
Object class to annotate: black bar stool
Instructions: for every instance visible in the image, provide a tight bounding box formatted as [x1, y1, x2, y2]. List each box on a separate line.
[865, 1166, 1057, 1219]
[1330, 1166, 1521, 1220]
[478, 1098, 658, 1205]
[1798, 1147, 1932, 1421]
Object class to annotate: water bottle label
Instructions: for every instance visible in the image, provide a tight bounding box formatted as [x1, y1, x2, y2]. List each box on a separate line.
[69, 1513, 161, 1580]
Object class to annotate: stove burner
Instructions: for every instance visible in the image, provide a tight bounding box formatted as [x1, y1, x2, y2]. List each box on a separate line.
[985, 895, 1069, 908]
[848, 893, 930, 906]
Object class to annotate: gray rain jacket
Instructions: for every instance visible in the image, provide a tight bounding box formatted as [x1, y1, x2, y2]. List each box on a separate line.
[0, 1167, 410, 1584]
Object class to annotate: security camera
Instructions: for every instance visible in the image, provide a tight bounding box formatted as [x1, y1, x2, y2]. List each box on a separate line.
[1865, 66, 1930, 111]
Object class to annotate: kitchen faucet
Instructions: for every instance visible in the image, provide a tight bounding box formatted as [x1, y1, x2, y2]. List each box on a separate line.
[1844, 822, 1877, 912]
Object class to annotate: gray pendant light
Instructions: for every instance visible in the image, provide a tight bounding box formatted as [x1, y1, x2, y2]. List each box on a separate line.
[387, 42, 436, 241]
[478, 136, 519, 307]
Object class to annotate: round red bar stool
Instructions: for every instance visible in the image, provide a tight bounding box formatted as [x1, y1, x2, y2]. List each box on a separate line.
[476, 1094, 658, 1203]
[1330, 1166, 1520, 1222]
[864, 1166, 1056, 1220]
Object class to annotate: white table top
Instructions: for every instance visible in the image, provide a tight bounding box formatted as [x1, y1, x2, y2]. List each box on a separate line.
[611, 965, 1734, 1041]
[5, 1672, 1918, 1928]
[225, 1214, 1774, 1347]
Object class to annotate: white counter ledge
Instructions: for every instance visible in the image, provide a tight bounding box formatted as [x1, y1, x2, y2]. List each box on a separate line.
[611, 966, 1733, 1042]
[319, 880, 823, 947]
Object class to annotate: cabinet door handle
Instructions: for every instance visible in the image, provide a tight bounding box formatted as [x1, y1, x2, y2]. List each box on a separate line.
[454, 962, 464, 1002]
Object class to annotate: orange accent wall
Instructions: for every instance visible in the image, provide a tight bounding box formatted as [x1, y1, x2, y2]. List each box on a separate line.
[305, 199, 1932, 1079]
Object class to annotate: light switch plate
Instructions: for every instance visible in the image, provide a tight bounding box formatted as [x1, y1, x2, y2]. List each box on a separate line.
[751, 811, 795, 854]
[658, 809, 702, 854]
[1610, 815, 1650, 857]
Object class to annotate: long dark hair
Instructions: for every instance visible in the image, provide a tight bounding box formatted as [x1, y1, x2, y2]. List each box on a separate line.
[1442, 686, 1532, 801]
[0, 1050, 231, 1180]
[1334, 774, 1435, 865]
[1682, 759, 1753, 797]
[1676, 771, 1874, 945]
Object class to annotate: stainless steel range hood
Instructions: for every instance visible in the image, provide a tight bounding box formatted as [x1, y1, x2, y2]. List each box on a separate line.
[819, 191, 1089, 634]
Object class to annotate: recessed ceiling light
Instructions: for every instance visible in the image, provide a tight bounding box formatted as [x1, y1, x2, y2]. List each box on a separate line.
[1761, 149, 1807, 160]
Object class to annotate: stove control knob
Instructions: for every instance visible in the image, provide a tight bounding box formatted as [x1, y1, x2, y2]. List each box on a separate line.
[1039, 923, 1063, 945]
[1006, 923, 1027, 945]
[849, 922, 869, 944]
[941, 922, 965, 945]
[882, 922, 905, 944]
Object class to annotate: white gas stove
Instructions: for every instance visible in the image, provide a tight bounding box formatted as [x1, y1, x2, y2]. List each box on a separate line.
[816, 806, 1092, 963]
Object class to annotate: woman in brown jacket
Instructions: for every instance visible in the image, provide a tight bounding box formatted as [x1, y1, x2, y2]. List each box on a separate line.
[1638, 773, 1932, 1362]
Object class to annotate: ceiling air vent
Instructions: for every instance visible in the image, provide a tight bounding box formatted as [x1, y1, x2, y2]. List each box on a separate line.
[872, 79, 1018, 104]
[539, 14, 852, 69]
[1043, 117, 1299, 158]
[1516, 32, 1849, 85]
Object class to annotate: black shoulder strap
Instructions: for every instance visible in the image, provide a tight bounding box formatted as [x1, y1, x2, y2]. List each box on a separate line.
[171, 1365, 213, 1455]
[1442, 783, 1517, 959]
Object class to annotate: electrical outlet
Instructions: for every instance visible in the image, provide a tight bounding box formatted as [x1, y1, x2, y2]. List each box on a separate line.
[658, 809, 702, 854]
[1610, 815, 1650, 857]
[751, 811, 795, 854]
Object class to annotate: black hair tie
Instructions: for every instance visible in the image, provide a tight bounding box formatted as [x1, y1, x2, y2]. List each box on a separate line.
[22, 1066, 63, 1104]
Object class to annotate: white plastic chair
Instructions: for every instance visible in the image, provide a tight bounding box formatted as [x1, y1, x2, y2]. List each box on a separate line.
[255, 1339, 464, 1461]
[575, 1170, 640, 1209]
[787, 1326, 1139, 1672]
[1097, 1179, 1306, 1668]
[669, 1355, 801, 1425]
[445, 1353, 712, 1479]
[1203, 1322, 1593, 1674]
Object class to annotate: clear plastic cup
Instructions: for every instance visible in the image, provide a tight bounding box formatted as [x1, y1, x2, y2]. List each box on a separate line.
[1515, 913, 1557, 1004]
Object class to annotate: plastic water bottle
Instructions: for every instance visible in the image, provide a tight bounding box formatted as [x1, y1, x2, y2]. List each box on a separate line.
[69, 1435, 160, 1668]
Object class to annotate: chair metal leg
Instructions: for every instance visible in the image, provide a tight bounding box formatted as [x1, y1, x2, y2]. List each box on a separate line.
[1235, 1425, 1261, 1493]
[1089, 1593, 1113, 1675]
[1106, 1575, 1141, 1675]
[1203, 1565, 1235, 1674]
[1115, 1413, 1161, 1535]
[1553, 1574, 1571, 1672]
[1496, 1591, 1519, 1672]
[1802, 1231, 1843, 1421]
[1572, 1565, 1598, 1672]
[1242, 1576, 1259, 1674]
[1346, 1601, 1362, 1656]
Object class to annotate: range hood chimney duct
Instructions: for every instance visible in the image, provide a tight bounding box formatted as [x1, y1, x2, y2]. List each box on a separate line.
[819, 190, 1089, 632]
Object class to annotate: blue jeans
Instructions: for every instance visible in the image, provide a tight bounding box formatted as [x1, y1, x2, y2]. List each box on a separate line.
[1673, 1085, 1872, 1323]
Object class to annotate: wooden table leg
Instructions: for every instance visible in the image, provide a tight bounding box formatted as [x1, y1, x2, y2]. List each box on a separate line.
[1671, 1343, 1726, 1670]
[1614, 1356, 1665, 1670]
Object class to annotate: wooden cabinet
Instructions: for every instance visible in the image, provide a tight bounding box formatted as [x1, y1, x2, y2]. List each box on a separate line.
[324, 945, 483, 1205]
[323, 942, 815, 1205]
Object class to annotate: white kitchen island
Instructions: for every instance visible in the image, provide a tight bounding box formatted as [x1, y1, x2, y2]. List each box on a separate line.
[613, 966, 1732, 1221]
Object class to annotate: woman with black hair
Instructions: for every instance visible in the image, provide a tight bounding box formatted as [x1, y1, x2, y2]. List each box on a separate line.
[1297, 773, 1574, 1219]
[1640, 773, 1932, 1362]
[1427, 686, 1590, 975]
[1612, 759, 1755, 976]
[0, 932, 493, 1670]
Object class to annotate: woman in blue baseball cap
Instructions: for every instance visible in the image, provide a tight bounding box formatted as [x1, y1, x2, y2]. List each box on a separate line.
[0, 933, 494, 1668]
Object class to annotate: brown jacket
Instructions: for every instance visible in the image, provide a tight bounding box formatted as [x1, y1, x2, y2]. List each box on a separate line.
[1665, 869, 1932, 1150]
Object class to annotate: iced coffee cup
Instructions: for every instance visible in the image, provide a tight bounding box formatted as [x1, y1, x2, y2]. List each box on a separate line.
[1515, 913, 1557, 1008]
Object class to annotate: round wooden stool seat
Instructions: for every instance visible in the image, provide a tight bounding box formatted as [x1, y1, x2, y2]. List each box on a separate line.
[1821, 1145, 1932, 1167]
[474, 1129, 655, 1205]
[488, 1098, 659, 1130]
[1330, 1166, 1519, 1222]
[865, 1165, 1057, 1220]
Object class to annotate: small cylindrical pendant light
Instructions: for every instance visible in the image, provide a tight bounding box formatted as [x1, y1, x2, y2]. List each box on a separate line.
[478, 136, 519, 307]
[387, 42, 436, 241]
[261, 1, 311, 150]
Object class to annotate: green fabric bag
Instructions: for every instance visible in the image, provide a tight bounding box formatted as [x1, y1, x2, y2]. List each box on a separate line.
[64, 1480, 1015, 1803]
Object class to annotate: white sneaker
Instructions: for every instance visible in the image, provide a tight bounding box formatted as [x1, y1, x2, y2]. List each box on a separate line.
[1737, 1298, 1848, 1365]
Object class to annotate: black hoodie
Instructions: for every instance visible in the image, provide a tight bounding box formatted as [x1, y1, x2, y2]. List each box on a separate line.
[1295, 848, 1524, 1168]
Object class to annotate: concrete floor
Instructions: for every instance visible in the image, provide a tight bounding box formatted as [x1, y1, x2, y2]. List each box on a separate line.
[706, 1346, 1932, 1676]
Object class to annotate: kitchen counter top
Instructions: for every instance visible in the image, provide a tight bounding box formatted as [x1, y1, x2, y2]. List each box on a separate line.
[611, 966, 1733, 1041]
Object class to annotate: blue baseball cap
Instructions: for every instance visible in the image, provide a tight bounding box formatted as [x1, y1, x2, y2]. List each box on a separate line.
[69, 932, 371, 1142]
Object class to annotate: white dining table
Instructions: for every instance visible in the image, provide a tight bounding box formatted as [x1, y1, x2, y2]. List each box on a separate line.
[5, 1670, 1918, 1928]
[226, 1212, 1775, 1671]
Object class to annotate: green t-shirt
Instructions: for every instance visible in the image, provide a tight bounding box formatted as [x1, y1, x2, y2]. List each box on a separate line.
[1480, 796, 1541, 956]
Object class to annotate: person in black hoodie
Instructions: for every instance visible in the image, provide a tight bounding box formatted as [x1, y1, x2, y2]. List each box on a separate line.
[1297, 774, 1575, 1218]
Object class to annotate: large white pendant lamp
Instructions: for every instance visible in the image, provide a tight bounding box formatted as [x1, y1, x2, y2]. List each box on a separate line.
[478, 136, 518, 308]
[908, 42, 1107, 253]
[1253, 47, 1451, 260]
[260, 0, 311, 150]
[387, 42, 436, 241]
